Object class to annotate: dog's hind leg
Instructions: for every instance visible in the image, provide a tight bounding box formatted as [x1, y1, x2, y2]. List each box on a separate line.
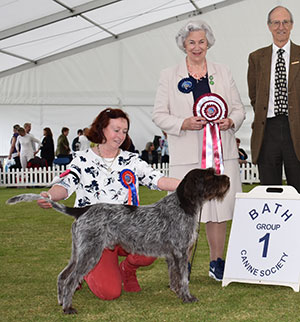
[61, 242, 105, 314]
[57, 223, 79, 306]
[57, 238, 78, 306]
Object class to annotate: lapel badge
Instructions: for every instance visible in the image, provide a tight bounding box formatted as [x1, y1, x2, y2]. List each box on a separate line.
[178, 77, 195, 93]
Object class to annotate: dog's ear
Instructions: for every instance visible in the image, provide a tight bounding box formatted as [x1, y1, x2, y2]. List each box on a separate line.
[176, 173, 200, 215]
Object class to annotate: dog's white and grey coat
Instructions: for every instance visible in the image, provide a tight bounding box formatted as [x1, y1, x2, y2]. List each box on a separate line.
[7, 168, 230, 314]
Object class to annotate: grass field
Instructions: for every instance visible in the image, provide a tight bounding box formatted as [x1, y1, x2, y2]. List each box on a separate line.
[1, 185, 299, 321]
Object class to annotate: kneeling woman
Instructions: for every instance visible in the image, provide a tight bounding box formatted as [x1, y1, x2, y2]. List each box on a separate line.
[37, 108, 180, 300]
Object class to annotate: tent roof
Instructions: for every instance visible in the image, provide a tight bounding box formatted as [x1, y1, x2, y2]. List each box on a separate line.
[0, 0, 243, 77]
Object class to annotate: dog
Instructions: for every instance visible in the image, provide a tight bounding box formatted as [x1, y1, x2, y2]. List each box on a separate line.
[6, 168, 230, 314]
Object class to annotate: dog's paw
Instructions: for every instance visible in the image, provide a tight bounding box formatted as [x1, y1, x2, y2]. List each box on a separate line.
[63, 306, 78, 314]
[182, 294, 198, 303]
[169, 285, 179, 294]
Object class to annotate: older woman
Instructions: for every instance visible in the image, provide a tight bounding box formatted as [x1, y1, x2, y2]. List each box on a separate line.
[152, 20, 246, 281]
[38, 108, 180, 301]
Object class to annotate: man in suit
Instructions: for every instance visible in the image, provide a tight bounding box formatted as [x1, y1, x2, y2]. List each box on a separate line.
[248, 6, 300, 193]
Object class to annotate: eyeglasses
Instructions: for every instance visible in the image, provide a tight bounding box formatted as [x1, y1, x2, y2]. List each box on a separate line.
[270, 20, 292, 28]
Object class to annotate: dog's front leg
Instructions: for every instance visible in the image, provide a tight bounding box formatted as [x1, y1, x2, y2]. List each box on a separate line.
[176, 255, 198, 303]
[166, 256, 181, 294]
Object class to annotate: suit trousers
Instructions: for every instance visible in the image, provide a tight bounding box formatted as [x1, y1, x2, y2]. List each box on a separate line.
[257, 115, 300, 193]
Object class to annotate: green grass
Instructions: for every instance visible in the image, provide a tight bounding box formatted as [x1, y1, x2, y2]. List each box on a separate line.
[0, 185, 299, 321]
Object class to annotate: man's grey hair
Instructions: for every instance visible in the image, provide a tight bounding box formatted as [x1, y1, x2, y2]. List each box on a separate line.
[175, 20, 215, 53]
[267, 6, 294, 24]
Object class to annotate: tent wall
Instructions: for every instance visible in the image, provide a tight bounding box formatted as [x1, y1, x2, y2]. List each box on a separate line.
[1, 0, 300, 158]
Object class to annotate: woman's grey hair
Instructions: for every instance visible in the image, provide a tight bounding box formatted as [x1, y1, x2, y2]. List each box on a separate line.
[267, 6, 294, 24]
[176, 20, 215, 52]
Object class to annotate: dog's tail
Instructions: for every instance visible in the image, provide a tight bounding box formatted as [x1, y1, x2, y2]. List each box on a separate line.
[6, 193, 88, 219]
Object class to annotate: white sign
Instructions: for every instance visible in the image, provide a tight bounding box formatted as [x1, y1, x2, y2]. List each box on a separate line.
[223, 185, 300, 291]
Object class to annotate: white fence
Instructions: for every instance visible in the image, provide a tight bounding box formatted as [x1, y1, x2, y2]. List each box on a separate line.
[0, 165, 67, 187]
[0, 163, 259, 188]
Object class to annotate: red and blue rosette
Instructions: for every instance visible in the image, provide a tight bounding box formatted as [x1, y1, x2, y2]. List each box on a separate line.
[120, 169, 139, 206]
[193, 93, 228, 174]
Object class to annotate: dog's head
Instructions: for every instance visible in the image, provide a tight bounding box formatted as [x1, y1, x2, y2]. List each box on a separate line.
[176, 168, 230, 215]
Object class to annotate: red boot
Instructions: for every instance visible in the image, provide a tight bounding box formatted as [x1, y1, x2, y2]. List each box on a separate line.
[119, 260, 141, 292]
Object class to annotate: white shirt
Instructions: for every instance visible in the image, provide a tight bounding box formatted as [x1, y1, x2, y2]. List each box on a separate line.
[16, 134, 41, 155]
[267, 41, 291, 118]
[78, 135, 90, 151]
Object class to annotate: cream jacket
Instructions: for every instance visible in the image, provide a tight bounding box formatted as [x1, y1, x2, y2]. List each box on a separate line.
[152, 59, 246, 166]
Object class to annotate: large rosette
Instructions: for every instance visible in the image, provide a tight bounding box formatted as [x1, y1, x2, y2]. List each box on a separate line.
[193, 93, 228, 174]
[120, 169, 139, 205]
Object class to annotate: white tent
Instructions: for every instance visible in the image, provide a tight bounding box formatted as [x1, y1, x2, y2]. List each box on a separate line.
[1, 0, 299, 159]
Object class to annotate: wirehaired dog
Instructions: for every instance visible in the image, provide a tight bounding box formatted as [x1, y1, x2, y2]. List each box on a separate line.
[7, 168, 229, 314]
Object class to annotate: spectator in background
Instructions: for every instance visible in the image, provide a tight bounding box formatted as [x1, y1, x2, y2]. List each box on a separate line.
[56, 127, 72, 161]
[40, 127, 55, 167]
[72, 129, 83, 152]
[153, 135, 161, 151]
[8, 124, 22, 169]
[24, 122, 32, 135]
[16, 127, 41, 169]
[160, 131, 169, 164]
[24, 122, 39, 152]
[236, 138, 248, 165]
[78, 128, 91, 151]
[140, 142, 159, 165]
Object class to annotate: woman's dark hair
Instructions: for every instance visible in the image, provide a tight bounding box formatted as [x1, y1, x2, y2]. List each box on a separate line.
[61, 127, 69, 134]
[87, 108, 131, 150]
[43, 127, 53, 137]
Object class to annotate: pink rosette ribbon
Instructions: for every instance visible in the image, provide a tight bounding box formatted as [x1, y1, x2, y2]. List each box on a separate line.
[193, 93, 228, 174]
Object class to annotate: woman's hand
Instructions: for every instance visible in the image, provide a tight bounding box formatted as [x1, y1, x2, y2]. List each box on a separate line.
[214, 118, 234, 131]
[37, 186, 68, 209]
[37, 191, 53, 208]
[181, 116, 207, 131]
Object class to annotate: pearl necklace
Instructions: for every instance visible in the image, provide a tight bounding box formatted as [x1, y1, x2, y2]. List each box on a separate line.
[97, 145, 119, 172]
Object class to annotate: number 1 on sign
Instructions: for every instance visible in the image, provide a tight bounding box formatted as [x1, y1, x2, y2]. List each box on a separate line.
[259, 233, 270, 258]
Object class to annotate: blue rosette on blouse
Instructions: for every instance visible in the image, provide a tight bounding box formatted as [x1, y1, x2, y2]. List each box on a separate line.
[120, 169, 139, 206]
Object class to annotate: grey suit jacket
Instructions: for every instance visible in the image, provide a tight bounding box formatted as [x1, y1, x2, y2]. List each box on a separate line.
[247, 41, 300, 163]
[152, 59, 245, 166]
